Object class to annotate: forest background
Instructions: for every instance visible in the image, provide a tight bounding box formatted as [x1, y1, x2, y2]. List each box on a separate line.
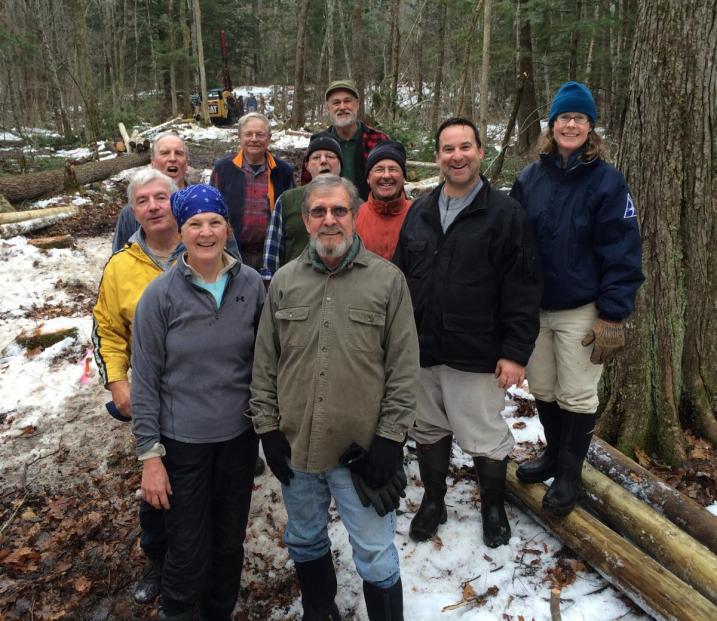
[0, 0, 715, 466]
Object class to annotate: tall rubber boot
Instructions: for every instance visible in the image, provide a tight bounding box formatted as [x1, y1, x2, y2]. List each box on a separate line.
[516, 400, 562, 483]
[294, 552, 341, 621]
[363, 578, 403, 621]
[474, 456, 511, 548]
[542, 411, 597, 516]
[409, 435, 453, 542]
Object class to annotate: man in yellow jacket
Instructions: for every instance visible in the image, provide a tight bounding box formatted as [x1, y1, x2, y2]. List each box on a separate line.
[92, 167, 182, 604]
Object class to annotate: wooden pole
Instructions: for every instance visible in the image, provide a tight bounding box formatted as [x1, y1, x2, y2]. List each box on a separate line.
[587, 437, 717, 555]
[505, 463, 717, 621]
[581, 462, 717, 606]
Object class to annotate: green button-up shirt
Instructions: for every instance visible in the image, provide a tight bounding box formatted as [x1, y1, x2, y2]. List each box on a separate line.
[249, 238, 419, 472]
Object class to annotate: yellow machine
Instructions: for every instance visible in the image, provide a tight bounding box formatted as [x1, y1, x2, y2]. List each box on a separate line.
[207, 88, 239, 125]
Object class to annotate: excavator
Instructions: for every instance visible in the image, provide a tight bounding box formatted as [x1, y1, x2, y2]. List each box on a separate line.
[206, 31, 241, 125]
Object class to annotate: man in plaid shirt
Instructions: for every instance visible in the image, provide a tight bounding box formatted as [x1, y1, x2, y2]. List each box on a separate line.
[261, 134, 343, 282]
[300, 80, 389, 200]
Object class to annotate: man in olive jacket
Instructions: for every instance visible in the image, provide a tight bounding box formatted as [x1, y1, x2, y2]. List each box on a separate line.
[393, 117, 542, 549]
[250, 175, 418, 620]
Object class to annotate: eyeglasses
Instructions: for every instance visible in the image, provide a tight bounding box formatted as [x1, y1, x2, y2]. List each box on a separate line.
[308, 152, 339, 162]
[241, 131, 268, 140]
[371, 166, 402, 176]
[555, 113, 590, 126]
[328, 97, 356, 109]
[308, 206, 350, 219]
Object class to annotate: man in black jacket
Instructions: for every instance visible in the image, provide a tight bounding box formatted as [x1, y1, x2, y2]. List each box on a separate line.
[393, 117, 542, 548]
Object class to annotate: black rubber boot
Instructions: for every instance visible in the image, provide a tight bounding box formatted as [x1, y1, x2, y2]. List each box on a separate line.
[474, 456, 511, 547]
[254, 456, 266, 477]
[363, 578, 403, 621]
[157, 600, 193, 621]
[409, 435, 453, 542]
[516, 400, 562, 483]
[295, 552, 341, 620]
[542, 411, 597, 516]
[133, 559, 162, 604]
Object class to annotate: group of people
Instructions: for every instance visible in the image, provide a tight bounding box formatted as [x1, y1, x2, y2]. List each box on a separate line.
[92, 79, 644, 621]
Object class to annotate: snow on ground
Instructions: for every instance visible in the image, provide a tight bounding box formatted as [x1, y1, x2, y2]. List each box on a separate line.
[708, 503, 717, 516]
[0, 131, 22, 142]
[0, 230, 651, 620]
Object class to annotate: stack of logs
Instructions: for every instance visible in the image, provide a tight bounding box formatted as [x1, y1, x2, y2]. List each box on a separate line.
[508, 435, 717, 620]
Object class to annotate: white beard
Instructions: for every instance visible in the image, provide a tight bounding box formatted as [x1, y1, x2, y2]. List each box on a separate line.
[310, 233, 352, 260]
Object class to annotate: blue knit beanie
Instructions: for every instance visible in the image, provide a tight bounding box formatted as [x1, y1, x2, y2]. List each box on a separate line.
[170, 184, 228, 230]
[548, 81, 597, 125]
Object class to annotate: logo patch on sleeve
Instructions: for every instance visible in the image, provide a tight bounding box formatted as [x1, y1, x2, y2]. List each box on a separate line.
[624, 193, 637, 219]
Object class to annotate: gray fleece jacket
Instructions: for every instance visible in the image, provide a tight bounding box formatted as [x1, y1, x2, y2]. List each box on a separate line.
[131, 257, 265, 455]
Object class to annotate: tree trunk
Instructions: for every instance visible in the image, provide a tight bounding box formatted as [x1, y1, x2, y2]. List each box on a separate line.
[168, 0, 178, 117]
[192, 0, 210, 125]
[351, 0, 367, 118]
[478, 0, 492, 141]
[326, 0, 335, 83]
[567, 0, 582, 81]
[454, 0, 483, 119]
[430, 0, 448, 135]
[415, 1, 424, 103]
[584, 1, 600, 85]
[70, 0, 100, 144]
[599, 0, 717, 464]
[515, 0, 540, 155]
[389, 0, 401, 120]
[291, 0, 311, 129]
[180, 0, 192, 117]
[0, 152, 150, 203]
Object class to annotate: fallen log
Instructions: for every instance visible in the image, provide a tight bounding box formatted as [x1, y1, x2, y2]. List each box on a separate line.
[587, 436, 717, 555]
[0, 152, 150, 204]
[581, 462, 717, 606]
[404, 175, 440, 199]
[0, 205, 79, 238]
[27, 234, 74, 250]
[505, 463, 717, 621]
[407, 160, 439, 170]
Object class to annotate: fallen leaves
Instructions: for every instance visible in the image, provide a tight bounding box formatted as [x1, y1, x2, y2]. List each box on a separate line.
[441, 580, 499, 612]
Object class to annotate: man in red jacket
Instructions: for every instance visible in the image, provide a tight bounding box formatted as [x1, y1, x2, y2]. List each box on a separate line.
[355, 140, 411, 260]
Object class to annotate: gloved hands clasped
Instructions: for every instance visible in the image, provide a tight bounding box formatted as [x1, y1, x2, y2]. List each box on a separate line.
[260, 429, 294, 485]
[339, 438, 406, 517]
[581, 318, 625, 364]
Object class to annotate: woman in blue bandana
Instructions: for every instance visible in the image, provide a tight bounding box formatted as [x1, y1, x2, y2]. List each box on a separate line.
[510, 82, 644, 516]
[130, 185, 265, 620]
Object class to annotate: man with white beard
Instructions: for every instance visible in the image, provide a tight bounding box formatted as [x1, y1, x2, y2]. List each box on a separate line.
[249, 175, 418, 620]
[300, 80, 389, 200]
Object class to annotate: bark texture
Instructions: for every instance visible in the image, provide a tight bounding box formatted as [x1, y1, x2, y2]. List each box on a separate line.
[599, 0, 717, 464]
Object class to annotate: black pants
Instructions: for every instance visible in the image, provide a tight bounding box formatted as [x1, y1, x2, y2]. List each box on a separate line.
[139, 500, 167, 564]
[160, 429, 259, 617]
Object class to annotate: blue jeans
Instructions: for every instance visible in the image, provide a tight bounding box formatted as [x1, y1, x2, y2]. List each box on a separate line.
[281, 464, 400, 589]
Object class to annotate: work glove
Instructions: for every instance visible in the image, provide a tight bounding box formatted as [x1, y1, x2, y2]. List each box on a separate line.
[339, 442, 407, 517]
[581, 318, 625, 365]
[260, 430, 294, 486]
[365, 435, 404, 489]
[352, 468, 407, 517]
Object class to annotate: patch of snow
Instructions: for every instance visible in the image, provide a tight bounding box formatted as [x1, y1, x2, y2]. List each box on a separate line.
[0, 131, 22, 142]
[707, 503, 717, 517]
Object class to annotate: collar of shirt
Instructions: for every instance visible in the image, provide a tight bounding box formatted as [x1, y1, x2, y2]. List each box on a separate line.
[181, 251, 237, 283]
[307, 234, 361, 273]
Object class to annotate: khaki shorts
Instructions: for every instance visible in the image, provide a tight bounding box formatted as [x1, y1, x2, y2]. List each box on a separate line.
[526, 303, 603, 414]
[410, 365, 514, 459]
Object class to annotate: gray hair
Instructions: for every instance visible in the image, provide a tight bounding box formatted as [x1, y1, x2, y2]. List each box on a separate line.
[238, 112, 271, 135]
[302, 175, 361, 217]
[127, 168, 178, 206]
[151, 131, 189, 160]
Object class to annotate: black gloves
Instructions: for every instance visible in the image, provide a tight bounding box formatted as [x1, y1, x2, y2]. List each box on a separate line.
[365, 435, 404, 488]
[352, 468, 407, 517]
[339, 441, 407, 517]
[260, 430, 294, 485]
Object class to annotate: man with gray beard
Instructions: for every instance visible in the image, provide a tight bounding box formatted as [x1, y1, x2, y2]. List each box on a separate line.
[249, 175, 418, 620]
[300, 80, 389, 200]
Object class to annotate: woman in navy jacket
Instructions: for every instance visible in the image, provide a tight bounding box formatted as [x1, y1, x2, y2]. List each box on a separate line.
[510, 82, 644, 515]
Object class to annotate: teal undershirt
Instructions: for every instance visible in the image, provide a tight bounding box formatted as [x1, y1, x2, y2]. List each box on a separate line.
[193, 273, 229, 308]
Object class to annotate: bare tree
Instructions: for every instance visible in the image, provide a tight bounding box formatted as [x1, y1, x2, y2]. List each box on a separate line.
[192, 0, 209, 124]
[454, 0, 483, 119]
[479, 0, 492, 141]
[515, 0, 540, 154]
[291, 0, 311, 128]
[430, 0, 448, 134]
